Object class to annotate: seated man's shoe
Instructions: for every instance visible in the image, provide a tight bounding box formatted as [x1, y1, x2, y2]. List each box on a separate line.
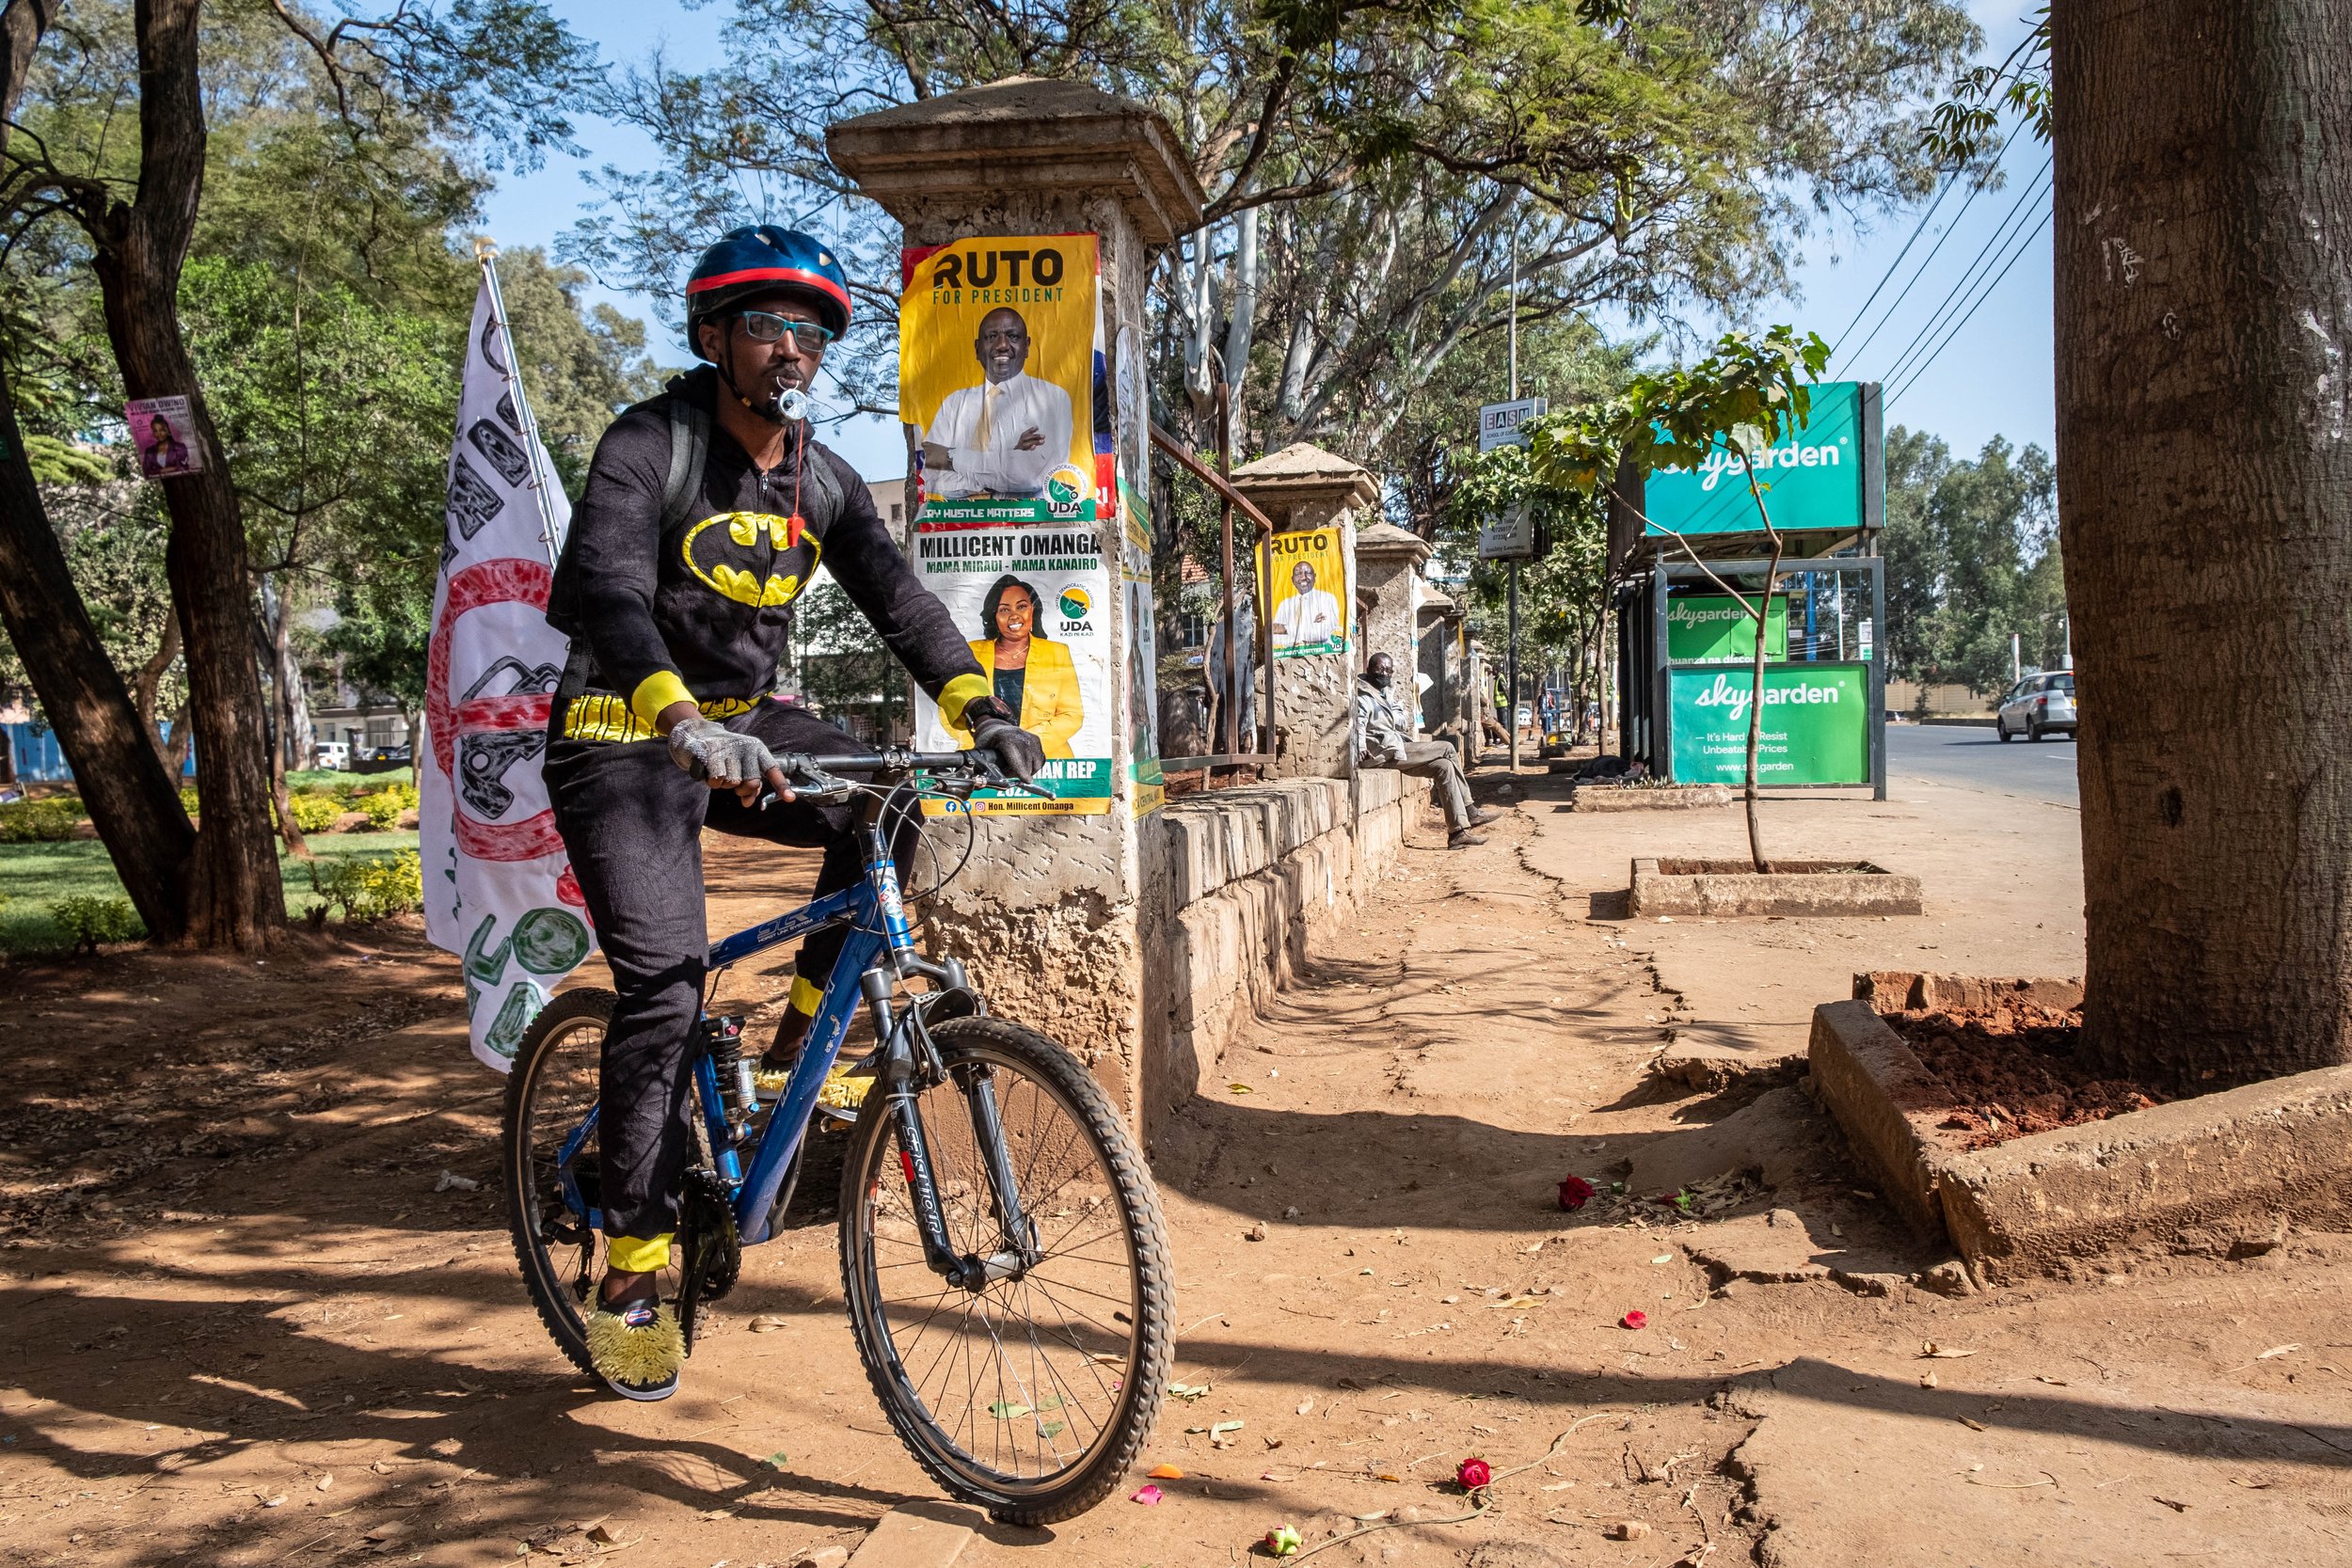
[586, 1288, 683, 1402]
[1447, 829, 1488, 848]
[1468, 806, 1502, 828]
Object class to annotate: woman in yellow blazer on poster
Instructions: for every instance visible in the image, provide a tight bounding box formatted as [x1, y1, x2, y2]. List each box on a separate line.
[948, 575, 1085, 758]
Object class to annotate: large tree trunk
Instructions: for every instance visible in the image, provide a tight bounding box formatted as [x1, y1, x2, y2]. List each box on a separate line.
[0, 358, 197, 938]
[87, 0, 282, 949]
[2055, 1, 2352, 1086]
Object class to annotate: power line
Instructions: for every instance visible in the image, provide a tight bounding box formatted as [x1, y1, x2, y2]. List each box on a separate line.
[1826, 171, 1961, 352]
[1832, 131, 2023, 377]
[1884, 208, 2055, 409]
[1874, 154, 2054, 392]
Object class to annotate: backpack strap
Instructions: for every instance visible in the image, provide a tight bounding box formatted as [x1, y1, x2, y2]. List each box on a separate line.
[659, 384, 710, 537]
[795, 436, 845, 538]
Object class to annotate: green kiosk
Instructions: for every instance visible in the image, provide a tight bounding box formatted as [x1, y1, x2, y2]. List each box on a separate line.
[1610, 380, 1887, 800]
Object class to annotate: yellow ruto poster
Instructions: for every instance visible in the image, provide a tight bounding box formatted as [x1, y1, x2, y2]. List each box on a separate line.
[901, 234, 1103, 526]
[1258, 526, 1350, 657]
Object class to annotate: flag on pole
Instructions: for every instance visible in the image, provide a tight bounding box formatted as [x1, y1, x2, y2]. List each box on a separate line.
[421, 246, 596, 1070]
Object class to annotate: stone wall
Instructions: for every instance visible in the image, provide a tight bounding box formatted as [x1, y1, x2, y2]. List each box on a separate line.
[1137, 768, 1435, 1142]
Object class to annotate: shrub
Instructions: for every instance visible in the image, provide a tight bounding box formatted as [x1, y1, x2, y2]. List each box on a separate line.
[360, 781, 419, 830]
[287, 792, 344, 832]
[179, 785, 200, 817]
[309, 850, 424, 921]
[0, 799, 84, 843]
[49, 895, 141, 953]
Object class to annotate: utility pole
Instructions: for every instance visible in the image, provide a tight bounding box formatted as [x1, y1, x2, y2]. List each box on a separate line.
[1507, 224, 1521, 772]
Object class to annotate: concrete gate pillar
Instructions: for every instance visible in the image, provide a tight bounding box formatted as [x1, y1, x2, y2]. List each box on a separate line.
[828, 80, 1205, 1127]
[1227, 444, 1380, 778]
[1355, 520, 1434, 698]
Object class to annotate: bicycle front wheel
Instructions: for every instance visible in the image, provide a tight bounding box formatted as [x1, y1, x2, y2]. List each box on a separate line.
[838, 1015, 1172, 1524]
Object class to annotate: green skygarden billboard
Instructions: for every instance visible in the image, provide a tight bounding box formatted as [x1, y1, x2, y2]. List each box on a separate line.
[1668, 666, 1869, 786]
[1665, 594, 1788, 662]
[1644, 381, 1870, 537]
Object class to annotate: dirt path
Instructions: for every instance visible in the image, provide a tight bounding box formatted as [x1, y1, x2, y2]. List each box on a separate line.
[3, 793, 2346, 1568]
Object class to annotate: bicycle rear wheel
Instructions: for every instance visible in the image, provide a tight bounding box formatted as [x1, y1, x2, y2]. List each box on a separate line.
[501, 988, 680, 1378]
[838, 1015, 1172, 1524]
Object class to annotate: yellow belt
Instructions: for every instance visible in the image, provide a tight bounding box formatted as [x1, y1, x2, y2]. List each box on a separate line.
[561, 692, 762, 744]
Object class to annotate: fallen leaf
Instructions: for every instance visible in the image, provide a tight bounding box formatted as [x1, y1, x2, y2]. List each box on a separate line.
[1650, 1255, 1674, 1265]
[1295, 1398, 1315, 1417]
[2255, 1344, 2300, 1360]
[988, 1401, 1032, 1420]
[748, 1315, 789, 1333]
[1959, 1417, 1988, 1432]
[1919, 1371, 1939, 1389]
[584, 1525, 617, 1544]
[2230, 1477, 2273, 1490]
[315, 1475, 334, 1492]
[764, 1452, 789, 1469]
[2153, 1497, 2191, 1513]
[1227, 1083, 1254, 1094]
[1921, 1342, 1977, 1359]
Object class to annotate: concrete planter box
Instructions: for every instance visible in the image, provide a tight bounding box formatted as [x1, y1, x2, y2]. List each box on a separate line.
[1568, 784, 1733, 812]
[1629, 857, 1923, 918]
[1809, 981, 2352, 1283]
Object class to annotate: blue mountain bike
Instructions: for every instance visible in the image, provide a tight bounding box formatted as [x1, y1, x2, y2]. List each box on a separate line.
[500, 749, 1172, 1523]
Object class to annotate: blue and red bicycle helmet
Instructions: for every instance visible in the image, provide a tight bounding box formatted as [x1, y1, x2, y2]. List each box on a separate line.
[685, 226, 852, 354]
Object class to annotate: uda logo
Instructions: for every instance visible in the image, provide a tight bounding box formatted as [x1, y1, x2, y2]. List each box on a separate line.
[1045, 465, 1088, 517]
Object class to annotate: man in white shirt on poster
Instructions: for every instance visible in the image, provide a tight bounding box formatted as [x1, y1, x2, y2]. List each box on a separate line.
[921, 308, 1073, 499]
[1272, 560, 1341, 649]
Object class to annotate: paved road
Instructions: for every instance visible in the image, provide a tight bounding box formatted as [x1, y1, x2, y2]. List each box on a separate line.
[1884, 721, 2080, 806]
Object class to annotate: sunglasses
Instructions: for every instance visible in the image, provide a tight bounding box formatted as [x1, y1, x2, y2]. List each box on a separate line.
[737, 309, 835, 353]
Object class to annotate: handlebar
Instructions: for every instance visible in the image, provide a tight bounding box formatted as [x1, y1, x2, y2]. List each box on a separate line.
[755, 745, 1056, 808]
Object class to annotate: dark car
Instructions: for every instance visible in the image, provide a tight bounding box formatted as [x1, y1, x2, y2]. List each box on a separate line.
[352, 744, 413, 774]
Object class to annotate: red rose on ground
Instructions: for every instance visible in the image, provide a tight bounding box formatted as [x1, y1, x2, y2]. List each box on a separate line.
[1558, 1175, 1597, 1211]
[1456, 1457, 1493, 1490]
[1621, 1309, 1648, 1330]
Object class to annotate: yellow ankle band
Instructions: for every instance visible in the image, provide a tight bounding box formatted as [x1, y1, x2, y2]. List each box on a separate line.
[788, 975, 824, 1016]
[606, 1232, 674, 1274]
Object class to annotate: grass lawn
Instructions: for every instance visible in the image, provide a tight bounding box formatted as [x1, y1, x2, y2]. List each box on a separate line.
[0, 831, 420, 954]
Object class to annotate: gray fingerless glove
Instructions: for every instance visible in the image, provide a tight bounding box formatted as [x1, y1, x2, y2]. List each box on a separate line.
[962, 696, 1046, 781]
[666, 715, 778, 788]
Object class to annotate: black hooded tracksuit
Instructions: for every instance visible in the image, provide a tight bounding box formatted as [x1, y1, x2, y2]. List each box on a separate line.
[546, 366, 989, 1243]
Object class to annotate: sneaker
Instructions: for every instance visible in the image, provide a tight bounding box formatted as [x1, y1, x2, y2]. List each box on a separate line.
[1447, 830, 1488, 849]
[585, 1298, 684, 1401]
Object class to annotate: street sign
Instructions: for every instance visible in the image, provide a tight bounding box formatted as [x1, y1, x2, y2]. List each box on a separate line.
[1477, 500, 1536, 562]
[1477, 396, 1548, 452]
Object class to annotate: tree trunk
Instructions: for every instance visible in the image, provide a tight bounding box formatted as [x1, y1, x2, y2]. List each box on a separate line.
[87, 0, 282, 949]
[262, 576, 310, 859]
[0, 357, 197, 938]
[2056, 1, 2352, 1086]
[1742, 541, 1782, 876]
[133, 610, 181, 771]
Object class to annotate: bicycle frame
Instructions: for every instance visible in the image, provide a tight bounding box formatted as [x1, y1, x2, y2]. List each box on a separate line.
[552, 773, 1036, 1274]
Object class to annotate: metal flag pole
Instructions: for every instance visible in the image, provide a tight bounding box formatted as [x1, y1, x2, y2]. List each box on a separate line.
[474, 238, 565, 568]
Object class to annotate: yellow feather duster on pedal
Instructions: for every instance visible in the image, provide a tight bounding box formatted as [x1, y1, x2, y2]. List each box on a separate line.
[585, 1303, 686, 1387]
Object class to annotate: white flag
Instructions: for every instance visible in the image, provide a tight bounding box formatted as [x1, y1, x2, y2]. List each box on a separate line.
[421, 263, 596, 1070]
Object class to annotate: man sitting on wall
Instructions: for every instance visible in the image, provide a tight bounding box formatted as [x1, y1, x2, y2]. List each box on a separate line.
[1355, 653, 1496, 849]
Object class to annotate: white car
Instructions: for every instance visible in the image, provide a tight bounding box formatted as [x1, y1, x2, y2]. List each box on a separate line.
[314, 740, 350, 770]
[1994, 672, 2075, 741]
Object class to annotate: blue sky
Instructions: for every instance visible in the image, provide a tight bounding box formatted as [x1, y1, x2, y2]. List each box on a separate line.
[478, 2, 2054, 481]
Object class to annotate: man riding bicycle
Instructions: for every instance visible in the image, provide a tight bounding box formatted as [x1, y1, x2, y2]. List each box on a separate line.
[543, 226, 1044, 1400]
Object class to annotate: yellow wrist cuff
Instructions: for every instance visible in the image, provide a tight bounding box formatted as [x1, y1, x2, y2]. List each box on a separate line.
[788, 975, 824, 1016]
[939, 673, 992, 730]
[629, 671, 695, 731]
[606, 1232, 674, 1274]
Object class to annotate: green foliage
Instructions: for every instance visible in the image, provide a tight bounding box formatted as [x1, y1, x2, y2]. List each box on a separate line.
[792, 580, 911, 737]
[361, 782, 420, 830]
[1880, 428, 2061, 695]
[286, 791, 345, 832]
[0, 799, 85, 844]
[307, 849, 424, 921]
[1923, 8, 2052, 167]
[49, 895, 140, 953]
